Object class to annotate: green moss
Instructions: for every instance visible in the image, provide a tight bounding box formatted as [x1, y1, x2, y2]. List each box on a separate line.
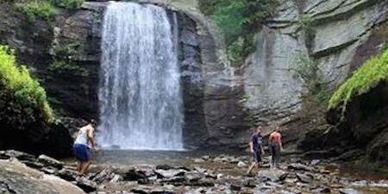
[0, 45, 53, 125]
[15, 0, 55, 22]
[329, 49, 388, 111]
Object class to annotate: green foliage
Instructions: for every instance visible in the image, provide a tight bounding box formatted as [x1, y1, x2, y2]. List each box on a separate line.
[199, 0, 279, 66]
[0, 45, 53, 128]
[292, 52, 329, 103]
[48, 60, 88, 76]
[14, 0, 84, 22]
[15, 0, 55, 22]
[52, 0, 84, 9]
[298, 14, 313, 32]
[329, 49, 388, 111]
[53, 42, 79, 58]
[298, 14, 315, 49]
[49, 43, 88, 76]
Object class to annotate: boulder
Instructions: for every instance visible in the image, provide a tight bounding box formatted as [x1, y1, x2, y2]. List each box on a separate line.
[37, 155, 64, 169]
[2, 150, 36, 161]
[57, 168, 78, 182]
[0, 159, 84, 194]
[258, 169, 289, 182]
[296, 173, 314, 184]
[154, 169, 186, 179]
[124, 168, 148, 181]
[155, 164, 175, 170]
[287, 163, 314, 172]
[237, 161, 247, 168]
[75, 177, 97, 193]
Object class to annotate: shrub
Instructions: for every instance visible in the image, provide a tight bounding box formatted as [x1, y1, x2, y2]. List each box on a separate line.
[49, 43, 89, 76]
[329, 49, 388, 112]
[0, 45, 53, 128]
[292, 52, 329, 103]
[52, 0, 84, 9]
[49, 60, 88, 76]
[15, 0, 55, 22]
[199, 0, 279, 66]
[14, 0, 84, 22]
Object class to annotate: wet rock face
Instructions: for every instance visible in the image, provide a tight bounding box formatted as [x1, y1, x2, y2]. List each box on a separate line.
[0, 1, 104, 120]
[241, 0, 388, 151]
[0, 121, 73, 157]
[326, 82, 388, 162]
[243, 0, 388, 123]
[299, 82, 388, 162]
[0, 0, 249, 149]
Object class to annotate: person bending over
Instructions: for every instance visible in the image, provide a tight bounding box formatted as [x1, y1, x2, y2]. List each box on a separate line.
[247, 126, 265, 175]
[73, 119, 97, 176]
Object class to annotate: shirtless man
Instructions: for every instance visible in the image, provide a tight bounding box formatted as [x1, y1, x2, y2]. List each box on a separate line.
[73, 119, 97, 175]
[269, 126, 283, 169]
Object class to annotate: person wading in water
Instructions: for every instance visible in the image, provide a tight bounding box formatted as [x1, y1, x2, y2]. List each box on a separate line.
[73, 119, 97, 176]
[247, 126, 265, 175]
[269, 126, 283, 169]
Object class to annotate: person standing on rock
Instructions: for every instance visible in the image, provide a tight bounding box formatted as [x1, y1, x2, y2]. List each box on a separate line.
[73, 119, 97, 176]
[247, 126, 265, 175]
[269, 126, 283, 169]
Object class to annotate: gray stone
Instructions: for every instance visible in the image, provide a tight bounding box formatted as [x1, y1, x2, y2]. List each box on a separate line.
[76, 176, 97, 193]
[296, 173, 314, 184]
[0, 160, 84, 194]
[237, 161, 247, 168]
[194, 158, 205, 163]
[57, 168, 78, 182]
[154, 169, 186, 179]
[37, 155, 64, 169]
[339, 188, 362, 194]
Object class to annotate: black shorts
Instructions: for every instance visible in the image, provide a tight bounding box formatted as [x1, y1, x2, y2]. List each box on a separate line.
[252, 151, 262, 163]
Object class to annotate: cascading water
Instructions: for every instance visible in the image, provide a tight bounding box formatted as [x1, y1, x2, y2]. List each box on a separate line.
[97, 2, 184, 150]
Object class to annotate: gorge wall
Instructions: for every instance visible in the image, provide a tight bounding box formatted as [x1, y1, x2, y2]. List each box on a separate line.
[241, 0, 388, 147]
[1, 0, 388, 154]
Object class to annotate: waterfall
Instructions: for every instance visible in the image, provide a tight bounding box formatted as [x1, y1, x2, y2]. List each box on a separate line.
[98, 2, 184, 150]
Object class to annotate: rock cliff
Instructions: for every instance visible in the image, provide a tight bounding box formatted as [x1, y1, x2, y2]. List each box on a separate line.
[1, 0, 388, 154]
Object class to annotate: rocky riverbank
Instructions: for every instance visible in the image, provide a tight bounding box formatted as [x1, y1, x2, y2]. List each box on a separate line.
[1, 150, 388, 194]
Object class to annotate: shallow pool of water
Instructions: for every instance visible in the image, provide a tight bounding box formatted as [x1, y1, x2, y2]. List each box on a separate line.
[65, 150, 388, 193]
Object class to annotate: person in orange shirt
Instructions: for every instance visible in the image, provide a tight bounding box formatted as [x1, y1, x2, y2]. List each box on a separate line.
[269, 126, 283, 169]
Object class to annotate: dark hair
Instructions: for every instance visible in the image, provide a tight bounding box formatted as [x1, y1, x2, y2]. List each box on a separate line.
[90, 119, 97, 126]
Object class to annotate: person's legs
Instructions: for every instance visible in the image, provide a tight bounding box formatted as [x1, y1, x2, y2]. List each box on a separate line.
[247, 162, 257, 175]
[247, 150, 262, 174]
[247, 151, 258, 174]
[274, 144, 281, 168]
[270, 145, 276, 168]
[73, 144, 83, 174]
[76, 161, 82, 173]
[74, 144, 92, 175]
[80, 160, 91, 175]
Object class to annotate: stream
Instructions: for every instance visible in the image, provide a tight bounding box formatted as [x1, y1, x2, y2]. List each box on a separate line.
[64, 150, 388, 194]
